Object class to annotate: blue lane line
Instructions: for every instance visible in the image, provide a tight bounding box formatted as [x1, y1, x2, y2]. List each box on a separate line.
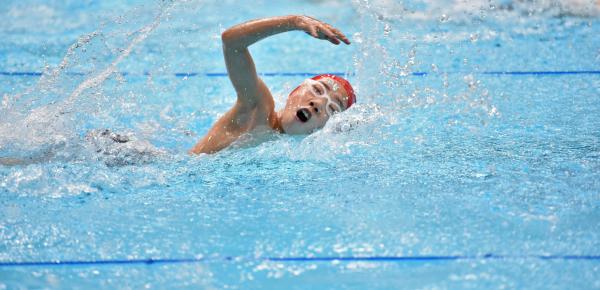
[481, 70, 600, 75]
[1, 255, 599, 267]
[2, 70, 600, 78]
[0, 71, 43, 76]
[0, 71, 348, 78]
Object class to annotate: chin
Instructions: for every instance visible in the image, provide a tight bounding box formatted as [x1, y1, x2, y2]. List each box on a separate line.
[280, 109, 317, 134]
[281, 120, 309, 135]
[282, 124, 306, 135]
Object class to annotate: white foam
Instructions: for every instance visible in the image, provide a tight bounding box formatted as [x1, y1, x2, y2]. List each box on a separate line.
[0, 2, 178, 163]
[352, 0, 600, 22]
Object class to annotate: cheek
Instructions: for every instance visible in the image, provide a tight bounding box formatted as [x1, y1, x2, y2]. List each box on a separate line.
[286, 94, 303, 110]
[309, 114, 329, 130]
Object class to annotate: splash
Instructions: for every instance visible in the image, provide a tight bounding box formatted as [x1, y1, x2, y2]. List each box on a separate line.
[0, 1, 178, 163]
[351, 0, 497, 108]
[60, 10, 166, 112]
[354, 0, 600, 23]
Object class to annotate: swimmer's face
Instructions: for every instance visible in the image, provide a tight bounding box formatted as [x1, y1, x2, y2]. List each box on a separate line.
[279, 77, 351, 134]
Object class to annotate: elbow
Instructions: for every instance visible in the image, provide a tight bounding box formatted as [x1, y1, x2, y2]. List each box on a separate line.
[221, 28, 247, 49]
[221, 30, 235, 45]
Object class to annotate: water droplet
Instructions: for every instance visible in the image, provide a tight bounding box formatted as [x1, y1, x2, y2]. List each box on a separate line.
[463, 74, 478, 90]
[353, 32, 363, 44]
[469, 33, 479, 42]
[383, 23, 392, 36]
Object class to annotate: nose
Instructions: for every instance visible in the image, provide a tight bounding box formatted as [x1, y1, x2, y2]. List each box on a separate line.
[308, 98, 326, 114]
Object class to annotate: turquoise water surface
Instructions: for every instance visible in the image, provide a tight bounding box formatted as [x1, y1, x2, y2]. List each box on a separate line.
[1, 0, 599, 289]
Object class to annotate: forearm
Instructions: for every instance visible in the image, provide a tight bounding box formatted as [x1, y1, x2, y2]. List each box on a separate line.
[221, 15, 300, 48]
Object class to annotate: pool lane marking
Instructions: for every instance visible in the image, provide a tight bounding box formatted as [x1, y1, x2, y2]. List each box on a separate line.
[480, 70, 600, 75]
[1, 70, 600, 78]
[1, 255, 599, 267]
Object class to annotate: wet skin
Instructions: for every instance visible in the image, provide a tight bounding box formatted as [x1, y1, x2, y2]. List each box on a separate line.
[189, 15, 351, 154]
[279, 78, 351, 135]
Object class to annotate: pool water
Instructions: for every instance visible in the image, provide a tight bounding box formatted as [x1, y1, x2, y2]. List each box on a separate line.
[1, 0, 599, 289]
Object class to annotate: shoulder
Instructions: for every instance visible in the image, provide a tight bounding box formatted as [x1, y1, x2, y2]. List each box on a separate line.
[235, 79, 275, 117]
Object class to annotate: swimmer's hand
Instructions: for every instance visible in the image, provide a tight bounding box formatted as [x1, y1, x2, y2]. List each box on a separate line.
[296, 16, 351, 45]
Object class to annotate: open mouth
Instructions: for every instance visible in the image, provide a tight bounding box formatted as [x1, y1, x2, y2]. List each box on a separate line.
[296, 108, 311, 123]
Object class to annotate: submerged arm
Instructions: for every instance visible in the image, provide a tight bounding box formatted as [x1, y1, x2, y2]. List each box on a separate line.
[221, 15, 350, 106]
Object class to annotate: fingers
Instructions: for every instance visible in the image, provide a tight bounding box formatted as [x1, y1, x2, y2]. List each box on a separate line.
[308, 26, 318, 38]
[331, 27, 351, 45]
[319, 26, 340, 45]
[320, 23, 350, 45]
[302, 17, 351, 45]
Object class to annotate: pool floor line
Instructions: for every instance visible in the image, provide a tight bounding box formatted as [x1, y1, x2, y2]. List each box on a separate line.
[1, 70, 600, 78]
[1, 255, 599, 267]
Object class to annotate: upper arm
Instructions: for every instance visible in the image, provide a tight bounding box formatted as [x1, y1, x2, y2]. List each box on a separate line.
[222, 39, 268, 107]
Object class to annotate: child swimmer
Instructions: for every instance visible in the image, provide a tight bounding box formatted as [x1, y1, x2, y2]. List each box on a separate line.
[189, 15, 356, 154]
[0, 16, 355, 165]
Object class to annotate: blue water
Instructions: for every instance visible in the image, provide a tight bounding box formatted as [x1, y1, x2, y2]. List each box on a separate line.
[1, 0, 599, 289]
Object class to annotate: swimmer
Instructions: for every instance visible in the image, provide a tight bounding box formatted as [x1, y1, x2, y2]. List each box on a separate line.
[1, 16, 354, 166]
[189, 15, 356, 154]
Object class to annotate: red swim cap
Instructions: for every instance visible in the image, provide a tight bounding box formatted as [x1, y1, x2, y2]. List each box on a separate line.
[311, 74, 356, 108]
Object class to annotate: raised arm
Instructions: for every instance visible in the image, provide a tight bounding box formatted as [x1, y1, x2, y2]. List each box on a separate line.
[221, 15, 350, 107]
